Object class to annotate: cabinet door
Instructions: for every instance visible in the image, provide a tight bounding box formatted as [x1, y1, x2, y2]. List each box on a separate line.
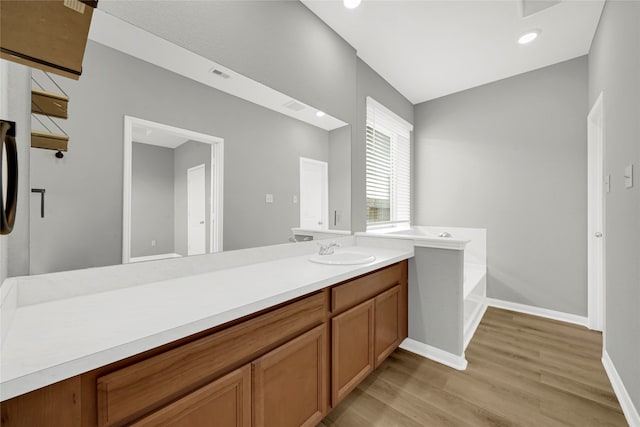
[331, 299, 375, 406]
[253, 324, 327, 427]
[130, 365, 251, 427]
[374, 285, 403, 367]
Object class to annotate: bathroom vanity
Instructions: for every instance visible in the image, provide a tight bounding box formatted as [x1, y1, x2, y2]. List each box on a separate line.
[0, 237, 411, 426]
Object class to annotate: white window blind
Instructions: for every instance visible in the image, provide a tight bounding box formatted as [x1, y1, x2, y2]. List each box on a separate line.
[366, 97, 412, 224]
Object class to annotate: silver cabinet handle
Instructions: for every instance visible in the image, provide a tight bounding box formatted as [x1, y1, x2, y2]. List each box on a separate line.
[595, 232, 603, 238]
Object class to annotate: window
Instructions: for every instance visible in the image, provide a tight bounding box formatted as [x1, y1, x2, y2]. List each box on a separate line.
[366, 97, 412, 225]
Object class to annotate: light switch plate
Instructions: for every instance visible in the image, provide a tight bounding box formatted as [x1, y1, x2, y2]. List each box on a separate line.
[265, 194, 274, 203]
[625, 164, 633, 189]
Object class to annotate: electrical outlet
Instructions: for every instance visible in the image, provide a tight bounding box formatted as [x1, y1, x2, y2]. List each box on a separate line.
[293, 195, 298, 204]
[151, 239, 156, 247]
[265, 194, 274, 203]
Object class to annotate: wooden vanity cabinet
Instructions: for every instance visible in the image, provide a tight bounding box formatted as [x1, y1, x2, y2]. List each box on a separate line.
[0, 260, 408, 427]
[374, 285, 404, 367]
[331, 299, 375, 405]
[96, 292, 326, 426]
[330, 261, 408, 407]
[129, 365, 251, 427]
[253, 324, 327, 427]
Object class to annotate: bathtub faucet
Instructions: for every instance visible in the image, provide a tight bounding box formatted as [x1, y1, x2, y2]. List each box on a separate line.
[318, 242, 340, 255]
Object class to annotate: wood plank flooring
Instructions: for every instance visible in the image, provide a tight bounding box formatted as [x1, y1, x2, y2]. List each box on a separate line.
[318, 307, 627, 427]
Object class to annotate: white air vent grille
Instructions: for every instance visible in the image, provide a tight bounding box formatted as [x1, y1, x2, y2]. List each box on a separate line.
[283, 100, 306, 112]
[210, 69, 230, 79]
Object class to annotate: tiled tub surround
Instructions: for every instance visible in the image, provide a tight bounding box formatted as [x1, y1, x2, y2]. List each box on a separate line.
[358, 225, 487, 369]
[0, 236, 413, 402]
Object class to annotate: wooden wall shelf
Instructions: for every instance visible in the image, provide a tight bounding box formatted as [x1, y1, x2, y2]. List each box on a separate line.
[31, 89, 69, 119]
[31, 130, 68, 152]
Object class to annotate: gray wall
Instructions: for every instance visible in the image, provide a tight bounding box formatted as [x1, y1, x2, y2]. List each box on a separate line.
[409, 248, 464, 355]
[588, 0, 640, 412]
[28, 40, 330, 273]
[353, 58, 414, 233]
[414, 57, 588, 316]
[328, 126, 351, 230]
[174, 140, 211, 255]
[0, 61, 31, 280]
[131, 142, 175, 258]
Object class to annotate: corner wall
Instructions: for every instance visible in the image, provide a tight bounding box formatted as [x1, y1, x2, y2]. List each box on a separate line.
[588, 0, 640, 415]
[413, 56, 589, 316]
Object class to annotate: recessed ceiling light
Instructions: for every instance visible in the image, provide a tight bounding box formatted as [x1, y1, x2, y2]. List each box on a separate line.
[344, 0, 361, 9]
[518, 30, 541, 45]
[316, 111, 326, 118]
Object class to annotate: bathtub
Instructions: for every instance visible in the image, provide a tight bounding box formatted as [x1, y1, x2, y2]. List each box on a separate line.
[358, 224, 487, 367]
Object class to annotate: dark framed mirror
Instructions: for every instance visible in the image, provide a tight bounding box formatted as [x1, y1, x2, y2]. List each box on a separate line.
[1, 119, 18, 235]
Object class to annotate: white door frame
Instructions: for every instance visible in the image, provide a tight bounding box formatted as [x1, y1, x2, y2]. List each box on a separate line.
[123, 116, 224, 263]
[587, 92, 605, 332]
[299, 157, 328, 230]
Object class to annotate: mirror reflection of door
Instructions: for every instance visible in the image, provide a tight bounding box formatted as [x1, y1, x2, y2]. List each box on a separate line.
[299, 157, 328, 230]
[187, 164, 206, 256]
[123, 116, 224, 264]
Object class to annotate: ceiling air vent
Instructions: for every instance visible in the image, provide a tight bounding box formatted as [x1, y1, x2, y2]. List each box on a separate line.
[283, 100, 306, 112]
[211, 69, 230, 79]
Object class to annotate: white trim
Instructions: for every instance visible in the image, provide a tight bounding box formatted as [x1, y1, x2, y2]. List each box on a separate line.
[122, 116, 224, 263]
[129, 253, 182, 263]
[211, 141, 224, 253]
[464, 302, 487, 350]
[486, 298, 588, 327]
[365, 96, 414, 132]
[602, 350, 640, 427]
[399, 338, 468, 370]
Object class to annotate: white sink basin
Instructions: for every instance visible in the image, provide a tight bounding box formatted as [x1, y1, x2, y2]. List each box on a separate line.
[309, 251, 376, 265]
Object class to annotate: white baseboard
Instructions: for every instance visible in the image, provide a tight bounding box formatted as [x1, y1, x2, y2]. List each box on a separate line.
[486, 298, 588, 327]
[129, 253, 182, 263]
[400, 338, 468, 370]
[602, 350, 640, 427]
[464, 303, 487, 350]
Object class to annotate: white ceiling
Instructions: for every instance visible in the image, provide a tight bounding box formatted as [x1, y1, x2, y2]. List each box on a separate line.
[302, 0, 605, 104]
[132, 124, 190, 149]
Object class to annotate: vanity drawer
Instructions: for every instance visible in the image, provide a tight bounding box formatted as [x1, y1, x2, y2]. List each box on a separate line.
[331, 261, 406, 314]
[96, 291, 326, 427]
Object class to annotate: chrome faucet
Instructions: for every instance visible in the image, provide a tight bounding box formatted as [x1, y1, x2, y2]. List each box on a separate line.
[318, 242, 340, 255]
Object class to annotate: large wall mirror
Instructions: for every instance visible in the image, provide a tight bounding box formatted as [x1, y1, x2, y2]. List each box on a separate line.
[28, 9, 351, 275]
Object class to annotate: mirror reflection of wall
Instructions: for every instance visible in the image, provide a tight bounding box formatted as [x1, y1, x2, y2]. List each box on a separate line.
[130, 136, 214, 262]
[28, 37, 351, 275]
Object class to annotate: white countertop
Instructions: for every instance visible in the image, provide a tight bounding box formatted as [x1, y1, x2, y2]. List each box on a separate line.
[357, 225, 471, 250]
[0, 237, 413, 401]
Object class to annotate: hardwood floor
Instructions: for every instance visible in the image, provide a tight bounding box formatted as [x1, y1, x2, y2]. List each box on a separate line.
[318, 307, 627, 427]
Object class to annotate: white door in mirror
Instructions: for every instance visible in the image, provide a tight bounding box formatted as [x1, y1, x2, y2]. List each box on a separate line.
[300, 158, 328, 229]
[187, 164, 206, 255]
